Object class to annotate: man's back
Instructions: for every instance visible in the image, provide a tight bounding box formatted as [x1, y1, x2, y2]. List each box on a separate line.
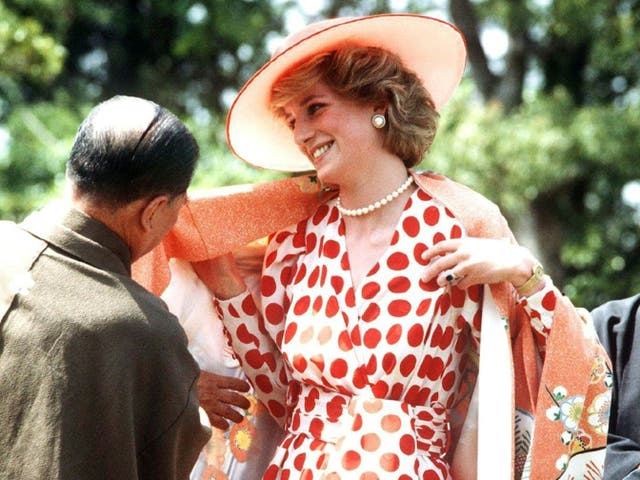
[0, 206, 210, 479]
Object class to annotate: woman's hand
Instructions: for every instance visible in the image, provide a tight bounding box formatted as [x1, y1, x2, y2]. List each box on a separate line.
[420, 237, 542, 292]
[192, 253, 247, 300]
[198, 370, 251, 430]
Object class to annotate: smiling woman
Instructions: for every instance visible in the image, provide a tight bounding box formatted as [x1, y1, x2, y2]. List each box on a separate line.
[188, 13, 611, 480]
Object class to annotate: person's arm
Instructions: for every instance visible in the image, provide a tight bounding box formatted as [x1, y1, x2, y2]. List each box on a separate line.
[193, 224, 304, 427]
[420, 237, 554, 347]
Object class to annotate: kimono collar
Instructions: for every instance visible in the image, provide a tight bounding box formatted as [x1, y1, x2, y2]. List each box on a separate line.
[21, 202, 132, 277]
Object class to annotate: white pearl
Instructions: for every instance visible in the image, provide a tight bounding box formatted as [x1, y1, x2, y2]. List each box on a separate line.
[336, 175, 414, 217]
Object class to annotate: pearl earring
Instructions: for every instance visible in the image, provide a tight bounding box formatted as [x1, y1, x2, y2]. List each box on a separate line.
[371, 113, 386, 129]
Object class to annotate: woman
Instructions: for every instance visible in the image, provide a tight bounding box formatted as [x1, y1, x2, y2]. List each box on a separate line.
[194, 14, 611, 480]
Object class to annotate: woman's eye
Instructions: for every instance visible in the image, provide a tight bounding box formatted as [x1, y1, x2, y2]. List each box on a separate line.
[308, 103, 324, 115]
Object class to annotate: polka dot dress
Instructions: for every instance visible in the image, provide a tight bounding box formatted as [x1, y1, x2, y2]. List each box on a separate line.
[217, 188, 556, 480]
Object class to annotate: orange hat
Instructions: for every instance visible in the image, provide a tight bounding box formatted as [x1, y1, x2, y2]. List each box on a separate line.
[226, 13, 467, 172]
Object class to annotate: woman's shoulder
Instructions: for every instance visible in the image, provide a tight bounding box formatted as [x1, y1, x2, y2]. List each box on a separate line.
[412, 170, 507, 238]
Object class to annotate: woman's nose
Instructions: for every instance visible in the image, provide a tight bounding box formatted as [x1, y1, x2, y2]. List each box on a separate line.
[293, 118, 313, 147]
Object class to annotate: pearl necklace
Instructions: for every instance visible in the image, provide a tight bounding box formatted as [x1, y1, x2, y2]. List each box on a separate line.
[336, 175, 414, 217]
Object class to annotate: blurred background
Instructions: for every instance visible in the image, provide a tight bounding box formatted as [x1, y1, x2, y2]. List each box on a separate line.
[1, 0, 639, 309]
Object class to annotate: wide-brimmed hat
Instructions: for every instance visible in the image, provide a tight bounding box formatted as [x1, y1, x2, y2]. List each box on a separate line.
[226, 13, 467, 172]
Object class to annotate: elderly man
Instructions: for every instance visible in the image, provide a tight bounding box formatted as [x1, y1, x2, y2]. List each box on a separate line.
[0, 96, 249, 479]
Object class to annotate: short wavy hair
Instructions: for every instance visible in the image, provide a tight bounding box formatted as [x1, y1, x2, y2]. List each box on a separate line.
[270, 45, 439, 168]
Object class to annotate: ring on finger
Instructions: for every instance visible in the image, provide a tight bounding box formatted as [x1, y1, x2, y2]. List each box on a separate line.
[445, 271, 462, 284]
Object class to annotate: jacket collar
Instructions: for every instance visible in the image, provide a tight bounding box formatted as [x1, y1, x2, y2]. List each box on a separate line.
[20, 201, 132, 277]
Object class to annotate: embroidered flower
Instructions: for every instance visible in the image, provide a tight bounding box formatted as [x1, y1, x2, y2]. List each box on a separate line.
[228, 418, 256, 462]
[558, 395, 584, 432]
[587, 392, 611, 436]
[546, 404, 561, 422]
[590, 354, 608, 384]
[555, 454, 568, 471]
[568, 429, 592, 454]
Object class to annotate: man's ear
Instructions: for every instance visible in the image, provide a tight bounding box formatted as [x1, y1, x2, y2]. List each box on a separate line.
[139, 195, 169, 232]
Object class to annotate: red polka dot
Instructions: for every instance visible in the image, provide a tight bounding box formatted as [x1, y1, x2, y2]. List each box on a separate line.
[424, 205, 440, 225]
[362, 281, 381, 299]
[330, 359, 348, 378]
[442, 370, 456, 390]
[309, 417, 324, 438]
[364, 328, 382, 348]
[387, 252, 410, 270]
[361, 433, 381, 451]
[241, 295, 257, 315]
[400, 354, 417, 376]
[388, 276, 411, 293]
[542, 291, 556, 310]
[366, 355, 377, 375]
[308, 266, 320, 287]
[450, 224, 463, 238]
[413, 243, 429, 265]
[390, 231, 400, 245]
[389, 382, 404, 400]
[325, 295, 339, 317]
[350, 325, 362, 346]
[261, 275, 276, 297]
[407, 324, 425, 346]
[380, 452, 400, 472]
[323, 240, 340, 259]
[362, 304, 381, 322]
[440, 326, 454, 349]
[284, 322, 298, 343]
[293, 296, 310, 315]
[426, 356, 445, 381]
[416, 298, 432, 315]
[306, 232, 317, 251]
[338, 330, 352, 351]
[312, 296, 323, 313]
[331, 276, 344, 293]
[372, 380, 389, 397]
[451, 286, 466, 308]
[255, 374, 273, 393]
[312, 205, 330, 225]
[388, 299, 411, 317]
[399, 434, 416, 455]
[265, 302, 284, 325]
[382, 352, 397, 374]
[381, 414, 401, 432]
[403, 216, 420, 237]
[432, 232, 446, 244]
[386, 324, 403, 344]
[294, 263, 307, 284]
[236, 324, 256, 345]
[342, 450, 361, 470]
[264, 250, 277, 268]
[292, 354, 307, 372]
[294, 453, 306, 471]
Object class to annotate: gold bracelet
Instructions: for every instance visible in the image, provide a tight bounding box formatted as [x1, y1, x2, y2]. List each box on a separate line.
[515, 262, 545, 296]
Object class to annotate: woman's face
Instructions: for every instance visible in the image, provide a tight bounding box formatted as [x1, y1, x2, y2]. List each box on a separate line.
[282, 80, 384, 184]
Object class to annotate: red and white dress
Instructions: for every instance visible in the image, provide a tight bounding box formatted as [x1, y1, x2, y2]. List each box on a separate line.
[216, 187, 556, 480]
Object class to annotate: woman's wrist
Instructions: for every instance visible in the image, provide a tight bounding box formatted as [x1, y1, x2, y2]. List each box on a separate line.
[513, 259, 546, 296]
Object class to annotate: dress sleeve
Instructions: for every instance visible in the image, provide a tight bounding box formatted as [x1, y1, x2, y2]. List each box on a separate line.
[515, 277, 559, 353]
[215, 220, 307, 428]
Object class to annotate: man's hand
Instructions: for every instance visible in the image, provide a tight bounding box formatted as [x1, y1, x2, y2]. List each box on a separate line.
[198, 370, 251, 430]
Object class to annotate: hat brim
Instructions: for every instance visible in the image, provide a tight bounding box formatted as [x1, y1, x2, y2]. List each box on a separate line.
[226, 14, 467, 172]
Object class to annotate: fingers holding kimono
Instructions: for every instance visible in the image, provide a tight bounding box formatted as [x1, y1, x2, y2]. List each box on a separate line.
[197, 370, 251, 430]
